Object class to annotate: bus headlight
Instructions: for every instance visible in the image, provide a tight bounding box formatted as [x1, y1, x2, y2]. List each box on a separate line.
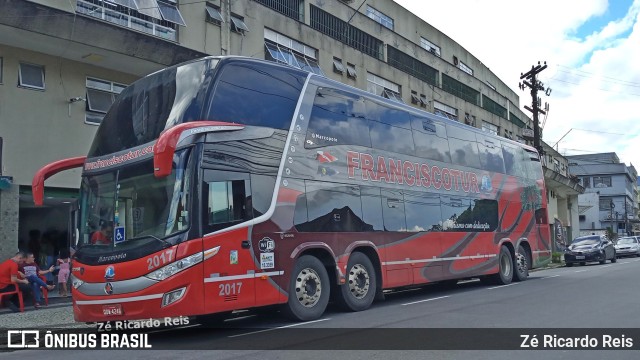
[146, 252, 203, 281]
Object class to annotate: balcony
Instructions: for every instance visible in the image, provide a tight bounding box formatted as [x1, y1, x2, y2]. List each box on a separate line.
[77, 0, 177, 41]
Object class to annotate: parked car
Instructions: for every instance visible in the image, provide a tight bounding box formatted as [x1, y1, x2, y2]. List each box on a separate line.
[614, 236, 640, 258]
[564, 235, 616, 266]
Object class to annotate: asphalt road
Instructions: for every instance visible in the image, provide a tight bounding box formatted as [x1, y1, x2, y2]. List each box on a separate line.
[4, 257, 640, 359]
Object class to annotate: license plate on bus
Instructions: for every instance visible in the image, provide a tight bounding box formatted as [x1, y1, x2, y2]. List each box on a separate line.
[102, 304, 123, 316]
[575, 255, 585, 260]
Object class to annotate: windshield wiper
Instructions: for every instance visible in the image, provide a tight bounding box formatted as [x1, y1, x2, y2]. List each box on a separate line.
[126, 234, 172, 248]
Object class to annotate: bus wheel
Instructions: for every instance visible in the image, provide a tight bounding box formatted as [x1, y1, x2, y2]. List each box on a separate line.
[483, 246, 513, 285]
[337, 252, 377, 312]
[283, 255, 330, 321]
[513, 244, 529, 282]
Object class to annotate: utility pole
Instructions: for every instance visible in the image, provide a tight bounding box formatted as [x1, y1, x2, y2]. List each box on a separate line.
[519, 61, 550, 156]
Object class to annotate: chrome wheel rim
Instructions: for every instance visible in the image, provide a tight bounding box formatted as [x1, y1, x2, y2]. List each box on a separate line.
[295, 268, 322, 308]
[348, 263, 370, 299]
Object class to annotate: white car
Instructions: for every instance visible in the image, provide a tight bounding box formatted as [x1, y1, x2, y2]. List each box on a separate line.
[614, 237, 640, 258]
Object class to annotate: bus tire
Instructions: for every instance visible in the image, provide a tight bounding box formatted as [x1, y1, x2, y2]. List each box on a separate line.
[337, 252, 377, 312]
[283, 255, 330, 321]
[513, 244, 529, 282]
[484, 246, 513, 285]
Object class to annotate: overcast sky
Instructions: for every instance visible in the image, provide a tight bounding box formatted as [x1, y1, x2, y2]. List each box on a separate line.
[394, 0, 640, 167]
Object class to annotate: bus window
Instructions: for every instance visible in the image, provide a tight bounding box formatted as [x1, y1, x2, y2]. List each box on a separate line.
[207, 62, 305, 130]
[411, 117, 451, 163]
[202, 171, 252, 232]
[524, 148, 543, 180]
[381, 189, 406, 232]
[249, 174, 277, 218]
[305, 88, 370, 148]
[448, 138, 481, 169]
[369, 121, 415, 156]
[364, 99, 412, 129]
[440, 196, 471, 231]
[477, 134, 505, 173]
[404, 191, 441, 232]
[501, 142, 529, 178]
[295, 182, 364, 232]
[440, 196, 498, 232]
[361, 186, 384, 231]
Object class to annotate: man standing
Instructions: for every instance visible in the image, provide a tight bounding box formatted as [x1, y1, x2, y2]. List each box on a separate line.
[0, 252, 30, 312]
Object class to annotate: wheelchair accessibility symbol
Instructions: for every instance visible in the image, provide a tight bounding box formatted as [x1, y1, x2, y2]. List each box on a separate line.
[114, 226, 126, 245]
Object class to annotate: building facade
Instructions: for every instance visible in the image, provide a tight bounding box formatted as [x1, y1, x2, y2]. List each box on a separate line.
[568, 153, 639, 237]
[541, 142, 583, 247]
[1, 0, 545, 258]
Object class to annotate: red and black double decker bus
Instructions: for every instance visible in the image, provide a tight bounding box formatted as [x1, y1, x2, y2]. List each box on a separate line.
[33, 56, 550, 323]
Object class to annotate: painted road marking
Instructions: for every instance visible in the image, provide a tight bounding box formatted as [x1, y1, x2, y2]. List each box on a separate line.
[228, 318, 331, 338]
[402, 295, 450, 306]
[486, 283, 520, 290]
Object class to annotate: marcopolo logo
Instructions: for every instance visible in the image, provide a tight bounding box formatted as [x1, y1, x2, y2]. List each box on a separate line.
[259, 237, 275, 252]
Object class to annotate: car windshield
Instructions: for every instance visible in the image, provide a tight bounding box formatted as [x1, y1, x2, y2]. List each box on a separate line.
[617, 237, 637, 244]
[78, 149, 191, 252]
[571, 237, 600, 245]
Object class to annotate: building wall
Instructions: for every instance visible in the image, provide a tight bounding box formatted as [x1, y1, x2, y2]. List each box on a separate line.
[0, 44, 137, 187]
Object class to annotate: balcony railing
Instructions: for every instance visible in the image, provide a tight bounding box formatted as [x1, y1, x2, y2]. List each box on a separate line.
[77, 0, 176, 41]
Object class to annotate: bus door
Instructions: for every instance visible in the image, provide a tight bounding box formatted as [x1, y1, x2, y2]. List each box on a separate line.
[201, 170, 256, 312]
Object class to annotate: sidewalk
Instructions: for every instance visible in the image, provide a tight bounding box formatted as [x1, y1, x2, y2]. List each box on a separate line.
[0, 292, 86, 329]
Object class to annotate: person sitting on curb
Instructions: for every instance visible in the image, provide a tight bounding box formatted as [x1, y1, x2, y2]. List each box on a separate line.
[19, 252, 55, 310]
[0, 251, 31, 312]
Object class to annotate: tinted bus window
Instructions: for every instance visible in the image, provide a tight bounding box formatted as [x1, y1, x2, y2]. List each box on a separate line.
[305, 88, 371, 148]
[477, 134, 505, 173]
[441, 196, 498, 232]
[501, 142, 528, 178]
[361, 186, 384, 231]
[440, 196, 471, 231]
[411, 117, 451, 163]
[249, 174, 277, 217]
[381, 189, 406, 232]
[295, 182, 364, 232]
[370, 121, 415, 156]
[404, 191, 441, 232]
[448, 137, 481, 169]
[365, 99, 412, 129]
[207, 62, 305, 130]
[524, 148, 543, 180]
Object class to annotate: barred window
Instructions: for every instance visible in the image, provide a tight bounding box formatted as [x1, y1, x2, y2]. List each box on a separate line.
[441, 74, 480, 105]
[482, 94, 507, 119]
[387, 46, 438, 87]
[310, 5, 384, 60]
[254, 0, 304, 21]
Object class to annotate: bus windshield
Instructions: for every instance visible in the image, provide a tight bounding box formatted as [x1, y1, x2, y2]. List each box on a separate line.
[78, 149, 191, 251]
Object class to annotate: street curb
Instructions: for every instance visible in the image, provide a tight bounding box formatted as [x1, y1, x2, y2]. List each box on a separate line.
[531, 262, 565, 272]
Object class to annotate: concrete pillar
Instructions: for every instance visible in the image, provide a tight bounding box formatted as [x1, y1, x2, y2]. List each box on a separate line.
[0, 184, 19, 259]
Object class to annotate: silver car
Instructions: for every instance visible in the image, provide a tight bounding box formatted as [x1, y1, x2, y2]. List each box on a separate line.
[614, 237, 640, 258]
